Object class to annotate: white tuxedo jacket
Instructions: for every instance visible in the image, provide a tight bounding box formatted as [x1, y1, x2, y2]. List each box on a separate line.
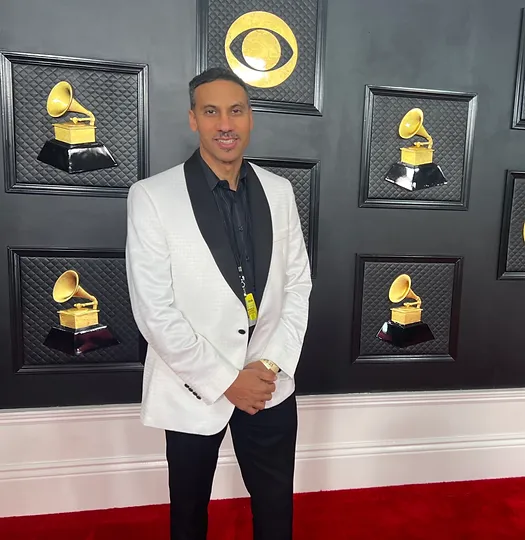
[125, 149, 312, 435]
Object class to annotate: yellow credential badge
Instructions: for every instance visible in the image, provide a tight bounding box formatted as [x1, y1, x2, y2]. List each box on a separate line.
[244, 292, 258, 324]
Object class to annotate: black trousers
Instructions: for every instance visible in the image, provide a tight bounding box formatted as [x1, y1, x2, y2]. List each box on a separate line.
[165, 393, 297, 540]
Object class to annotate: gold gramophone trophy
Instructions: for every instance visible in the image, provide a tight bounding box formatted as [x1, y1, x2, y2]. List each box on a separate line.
[384, 108, 447, 191]
[37, 81, 117, 174]
[43, 270, 119, 356]
[376, 274, 434, 347]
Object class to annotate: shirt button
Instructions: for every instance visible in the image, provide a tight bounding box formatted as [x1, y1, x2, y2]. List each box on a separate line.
[245, 256, 250, 261]
[238, 226, 244, 232]
[238, 329, 246, 335]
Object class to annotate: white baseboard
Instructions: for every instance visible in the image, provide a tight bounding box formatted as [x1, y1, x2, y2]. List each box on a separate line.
[1, 389, 525, 518]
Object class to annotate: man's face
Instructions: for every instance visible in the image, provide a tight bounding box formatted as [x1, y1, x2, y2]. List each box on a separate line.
[189, 79, 253, 166]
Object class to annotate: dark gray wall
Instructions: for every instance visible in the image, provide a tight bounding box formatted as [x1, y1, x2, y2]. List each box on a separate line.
[1, 0, 525, 408]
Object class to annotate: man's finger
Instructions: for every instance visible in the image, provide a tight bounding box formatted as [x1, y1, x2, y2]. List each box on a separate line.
[258, 370, 277, 382]
[254, 385, 275, 397]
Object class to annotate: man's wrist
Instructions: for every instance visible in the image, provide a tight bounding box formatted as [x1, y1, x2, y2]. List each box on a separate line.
[260, 359, 280, 374]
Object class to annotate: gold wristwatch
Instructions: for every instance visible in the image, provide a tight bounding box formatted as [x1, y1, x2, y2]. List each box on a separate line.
[260, 359, 280, 374]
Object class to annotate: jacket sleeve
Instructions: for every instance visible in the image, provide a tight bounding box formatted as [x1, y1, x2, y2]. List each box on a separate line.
[125, 182, 239, 405]
[261, 182, 313, 378]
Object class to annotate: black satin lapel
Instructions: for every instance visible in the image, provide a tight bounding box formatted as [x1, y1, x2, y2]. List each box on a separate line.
[184, 150, 245, 305]
[246, 163, 273, 310]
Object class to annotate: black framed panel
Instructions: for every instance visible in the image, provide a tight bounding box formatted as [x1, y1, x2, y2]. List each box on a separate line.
[196, 0, 327, 115]
[8, 247, 144, 375]
[0, 51, 149, 197]
[351, 255, 463, 364]
[359, 85, 477, 210]
[247, 157, 320, 277]
[497, 171, 525, 279]
[512, 9, 525, 129]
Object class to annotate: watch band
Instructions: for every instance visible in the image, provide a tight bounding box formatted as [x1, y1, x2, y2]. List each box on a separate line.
[260, 359, 280, 374]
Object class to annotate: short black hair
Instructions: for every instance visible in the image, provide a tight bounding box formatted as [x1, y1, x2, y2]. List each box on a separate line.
[188, 67, 251, 109]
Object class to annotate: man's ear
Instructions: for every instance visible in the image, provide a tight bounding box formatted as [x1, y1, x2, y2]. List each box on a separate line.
[189, 109, 198, 132]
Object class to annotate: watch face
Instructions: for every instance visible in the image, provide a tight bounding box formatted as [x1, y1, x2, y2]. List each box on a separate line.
[261, 359, 276, 372]
[265, 360, 279, 373]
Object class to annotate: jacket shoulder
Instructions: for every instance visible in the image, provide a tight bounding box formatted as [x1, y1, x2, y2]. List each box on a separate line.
[129, 163, 185, 197]
[248, 162, 294, 191]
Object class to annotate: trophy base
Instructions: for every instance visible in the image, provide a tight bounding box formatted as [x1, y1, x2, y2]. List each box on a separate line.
[43, 324, 120, 356]
[37, 139, 117, 174]
[384, 162, 447, 192]
[376, 320, 435, 348]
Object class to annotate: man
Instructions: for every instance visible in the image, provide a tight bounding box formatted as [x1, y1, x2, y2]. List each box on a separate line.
[125, 66, 312, 540]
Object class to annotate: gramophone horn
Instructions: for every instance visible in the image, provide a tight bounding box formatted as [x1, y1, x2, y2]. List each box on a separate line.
[46, 81, 95, 125]
[388, 274, 421, 308]
[53, 270, 98, 309]
[398, 108, 433, 149]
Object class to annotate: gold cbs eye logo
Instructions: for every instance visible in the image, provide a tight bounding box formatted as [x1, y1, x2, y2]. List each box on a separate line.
[224, 11, 298, 88]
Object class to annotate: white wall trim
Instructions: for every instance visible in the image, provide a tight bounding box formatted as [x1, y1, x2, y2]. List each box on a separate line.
[2, 432, 525, 480]
[3, 387, 525, 426]
[2, 388, 525, 517]
[0, 405, 140, 425]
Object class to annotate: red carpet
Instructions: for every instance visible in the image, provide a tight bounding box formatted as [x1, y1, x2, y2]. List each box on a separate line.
[2, 478, 525, 539]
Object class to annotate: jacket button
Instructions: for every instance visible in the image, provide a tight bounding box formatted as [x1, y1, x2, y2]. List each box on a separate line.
[238, 329, 246, 335]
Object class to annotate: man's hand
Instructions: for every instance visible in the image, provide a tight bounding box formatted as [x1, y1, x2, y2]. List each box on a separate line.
[224, 368, 277, 415]
[244, 360, 272, 373]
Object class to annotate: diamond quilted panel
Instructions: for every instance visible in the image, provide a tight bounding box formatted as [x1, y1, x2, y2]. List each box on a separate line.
[261, 165, 311, 247]
[205, 0, 319, 105]
[16, 254, 140, 366]
[358, 260, 457, 357]
[506, 179, 525, 271]
[366, 94, 470, 202]
[11, 62, 141, 189]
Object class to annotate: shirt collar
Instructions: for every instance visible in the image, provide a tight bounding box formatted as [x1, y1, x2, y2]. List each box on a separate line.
[198, 149, 247, 191]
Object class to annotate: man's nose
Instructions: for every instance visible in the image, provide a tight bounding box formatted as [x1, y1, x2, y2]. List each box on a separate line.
[217, 112, 233, 132]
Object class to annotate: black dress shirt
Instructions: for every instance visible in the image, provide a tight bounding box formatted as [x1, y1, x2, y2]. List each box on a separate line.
[198, 152, 256, 301]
